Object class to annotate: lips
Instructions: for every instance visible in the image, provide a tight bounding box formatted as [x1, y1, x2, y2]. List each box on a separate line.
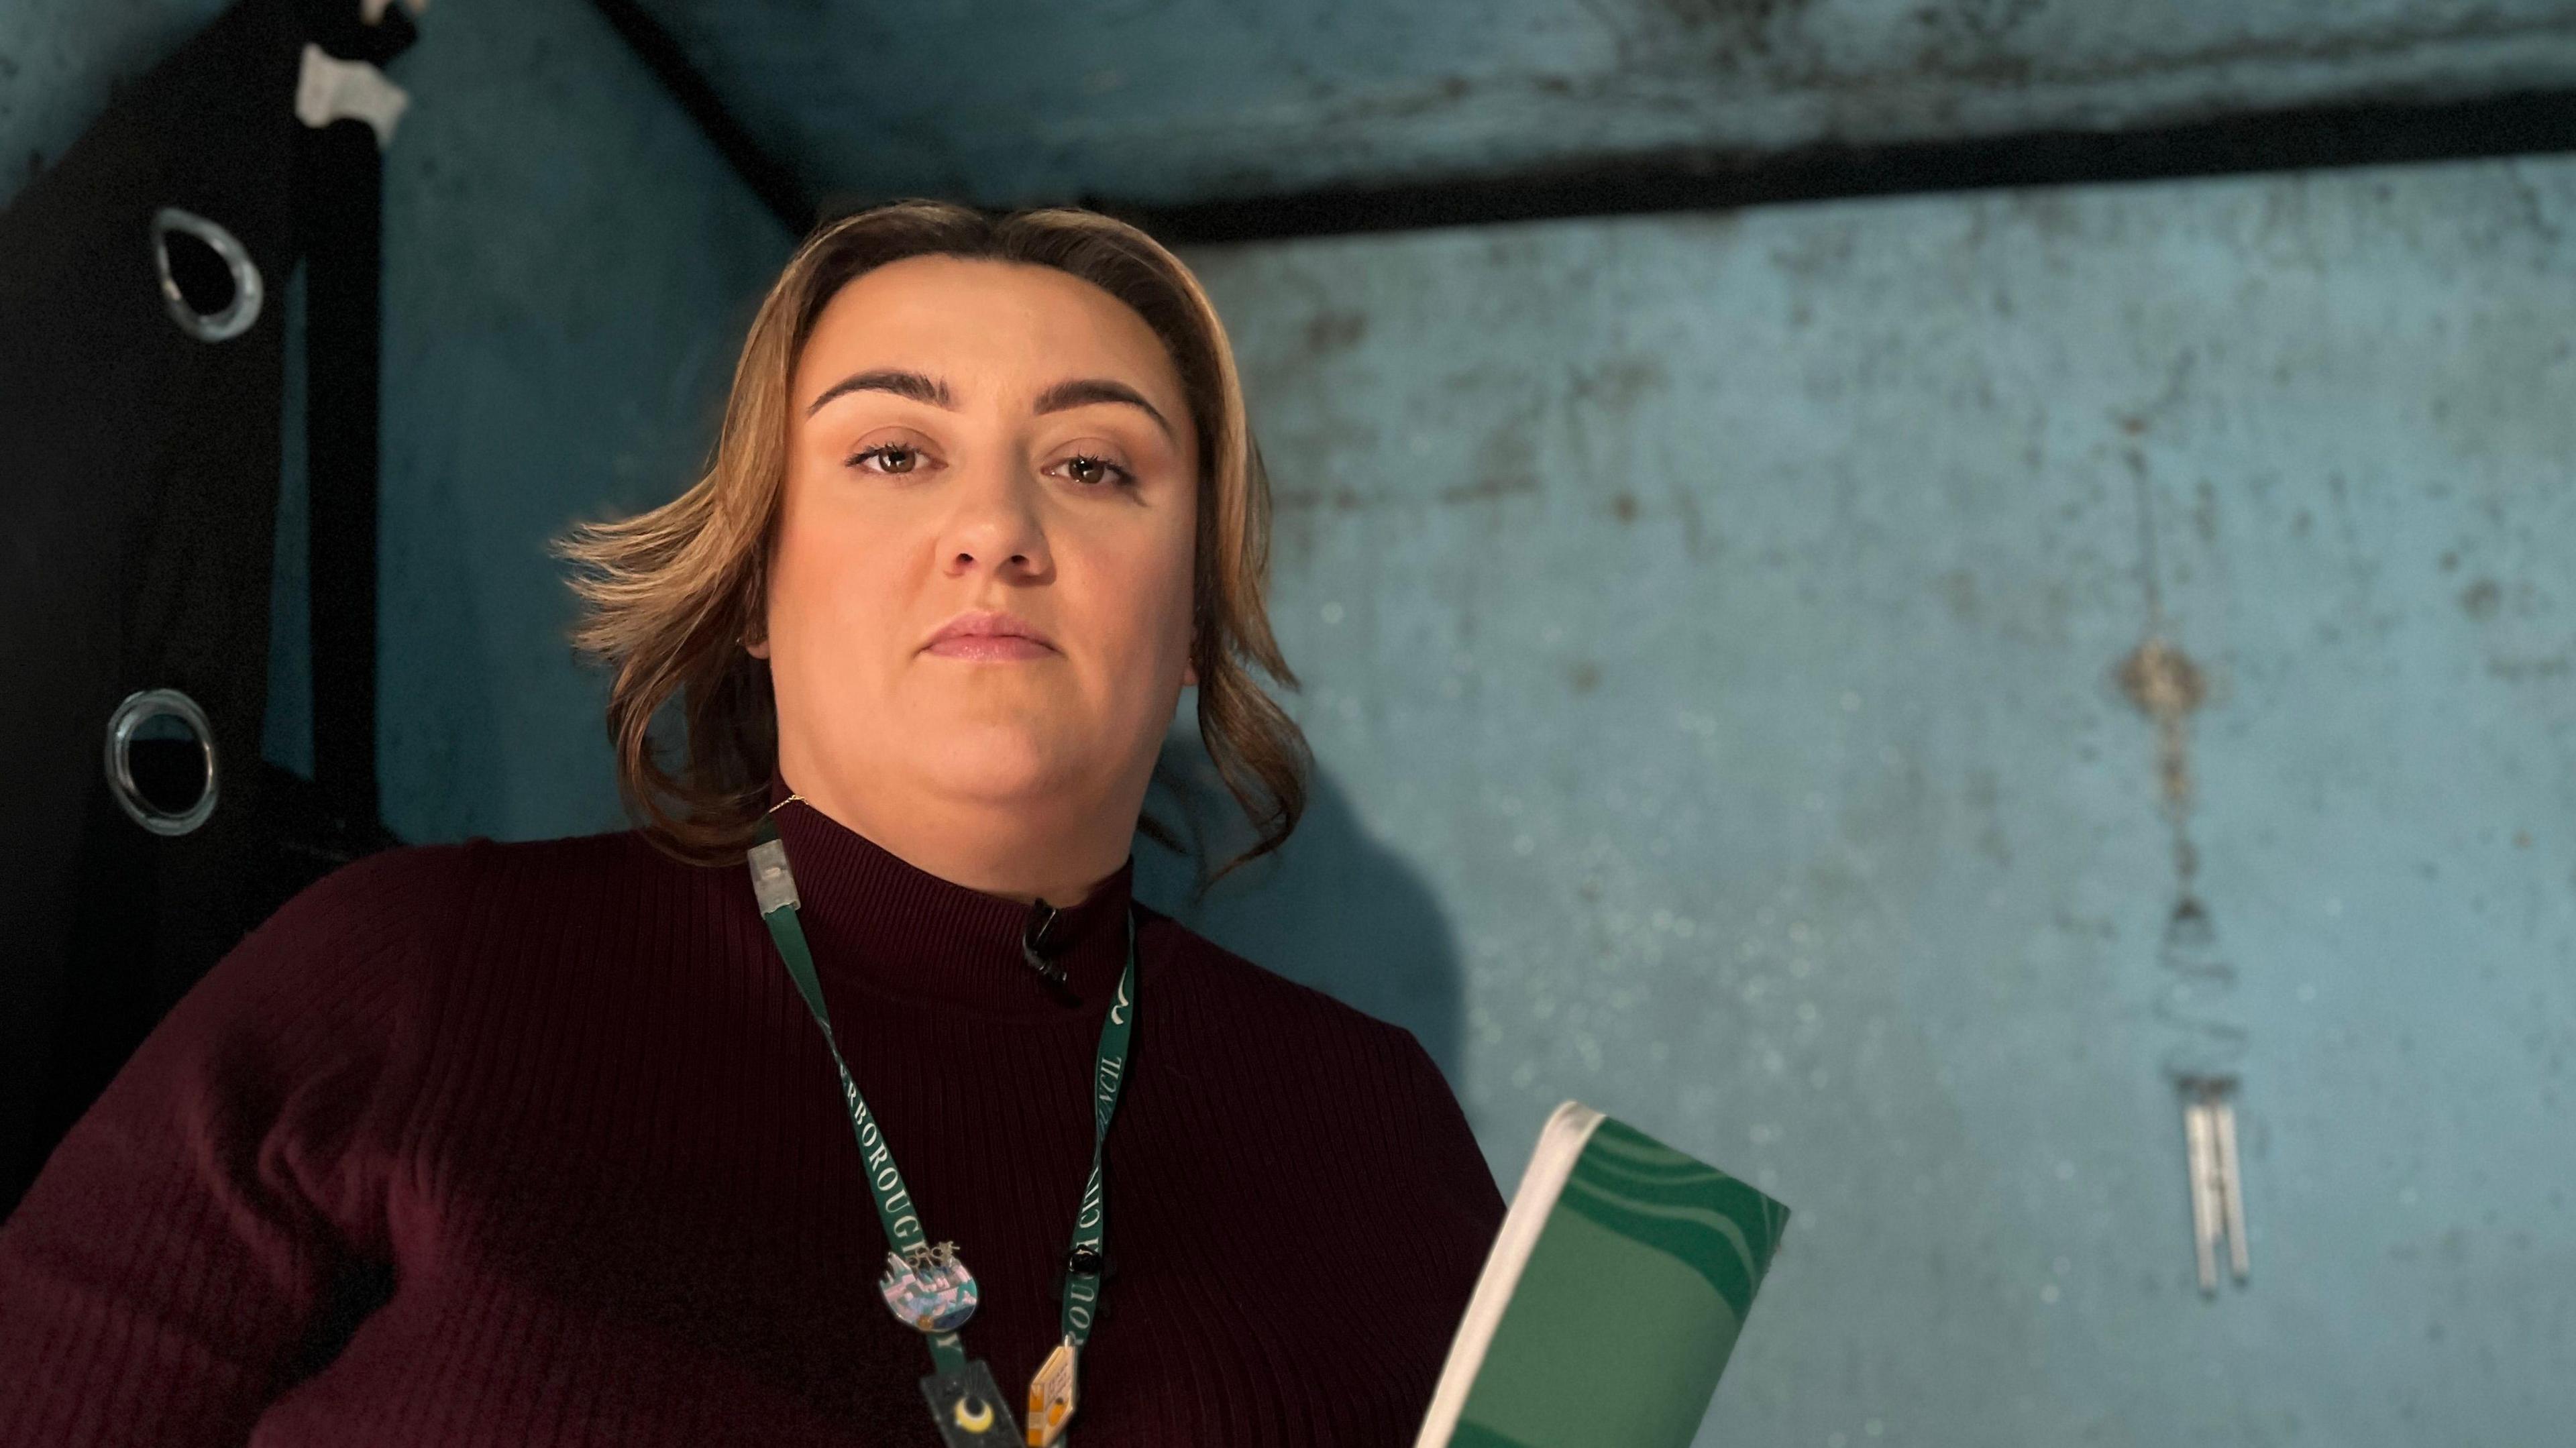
[922, 610, 1057, 660]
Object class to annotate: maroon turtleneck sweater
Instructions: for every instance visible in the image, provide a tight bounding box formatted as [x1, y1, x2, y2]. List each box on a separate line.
[0, 777, 1503, 1445]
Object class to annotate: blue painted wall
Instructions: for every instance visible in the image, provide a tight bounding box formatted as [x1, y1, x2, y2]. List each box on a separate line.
[1157, 162, 2576, 1445]
[362, 0, 792, 843]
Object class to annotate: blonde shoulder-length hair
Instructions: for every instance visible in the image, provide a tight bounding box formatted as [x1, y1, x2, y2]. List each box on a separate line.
[551, 199, 1307, 877]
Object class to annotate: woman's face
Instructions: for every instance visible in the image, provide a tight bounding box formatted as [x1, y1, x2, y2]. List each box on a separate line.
[758, 254, 1199, 823]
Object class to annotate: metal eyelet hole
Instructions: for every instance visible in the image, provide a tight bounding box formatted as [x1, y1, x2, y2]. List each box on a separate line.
[105, 689, 220, 836]
[151, 207, 263, 342]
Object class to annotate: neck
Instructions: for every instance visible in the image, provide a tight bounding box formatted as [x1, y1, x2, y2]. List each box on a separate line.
[774, 760, 1133, 907]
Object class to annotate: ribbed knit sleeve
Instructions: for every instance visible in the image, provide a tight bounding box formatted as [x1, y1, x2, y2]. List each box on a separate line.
[0, 842, 476, 1447]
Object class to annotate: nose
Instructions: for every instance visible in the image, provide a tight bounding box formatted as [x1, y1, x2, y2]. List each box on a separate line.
[936, 457, 1053, 583]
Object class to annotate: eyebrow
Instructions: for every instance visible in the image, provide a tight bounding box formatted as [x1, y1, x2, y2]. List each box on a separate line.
[803, 368, 1175, 441]
[804, 369, 951, 416]
[1033, 378, 1175, 441]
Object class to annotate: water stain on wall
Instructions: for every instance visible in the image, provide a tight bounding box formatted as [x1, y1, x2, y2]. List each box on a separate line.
[2119, 458, 2247, 1094]
[2120, 634, 2208, 830]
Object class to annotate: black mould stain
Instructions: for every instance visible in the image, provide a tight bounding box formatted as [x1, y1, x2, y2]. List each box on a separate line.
[2488, 652, 2571, 683]
[1271, 486, 1370, 513]
[1449, 417, 1541, 506]
[1966, 768, 2011, 866]
[1568, 355, 1670, 415]
[1301, 310, 1367, 355]
[1640, 0, 1833, 85]
[2460, 578, 2502, 620]
[1936, 568, 1980, 624]
[1568, 661, 1601, 694]
[1672, 485, 1709, 559]
[1437, 474, 1540, 506]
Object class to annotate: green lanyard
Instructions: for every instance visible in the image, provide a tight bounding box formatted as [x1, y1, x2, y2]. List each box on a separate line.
[748, 810, 1136, 1443]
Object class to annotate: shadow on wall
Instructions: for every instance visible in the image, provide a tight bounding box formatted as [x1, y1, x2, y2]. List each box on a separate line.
[1130, 729, 1466, 1081]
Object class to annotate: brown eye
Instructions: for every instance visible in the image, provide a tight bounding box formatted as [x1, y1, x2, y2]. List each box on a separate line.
[852, 444, 918, 474]
[1059, 453, 1131, 488]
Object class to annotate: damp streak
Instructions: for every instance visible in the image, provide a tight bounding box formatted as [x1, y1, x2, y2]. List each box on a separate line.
[2122, 454, 2245, 1085]
[2120, 634, 2207, 885]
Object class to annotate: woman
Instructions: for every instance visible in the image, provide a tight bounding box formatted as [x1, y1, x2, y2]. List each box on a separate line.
[0, 202, 1502, 1445]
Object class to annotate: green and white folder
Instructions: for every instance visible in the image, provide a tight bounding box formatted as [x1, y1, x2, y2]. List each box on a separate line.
[1415, 1102, 1791, 1448]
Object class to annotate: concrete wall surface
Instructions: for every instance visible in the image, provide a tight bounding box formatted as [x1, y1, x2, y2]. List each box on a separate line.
[365, 0, 792, 843]
[1144, 157, 2576, 1446]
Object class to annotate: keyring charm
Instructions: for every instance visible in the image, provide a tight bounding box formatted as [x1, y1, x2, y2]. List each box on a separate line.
[921, 1359, 1020, 1446]
[881, 1243, 979, 1333]
[1026, 1339, 1078, 1446]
